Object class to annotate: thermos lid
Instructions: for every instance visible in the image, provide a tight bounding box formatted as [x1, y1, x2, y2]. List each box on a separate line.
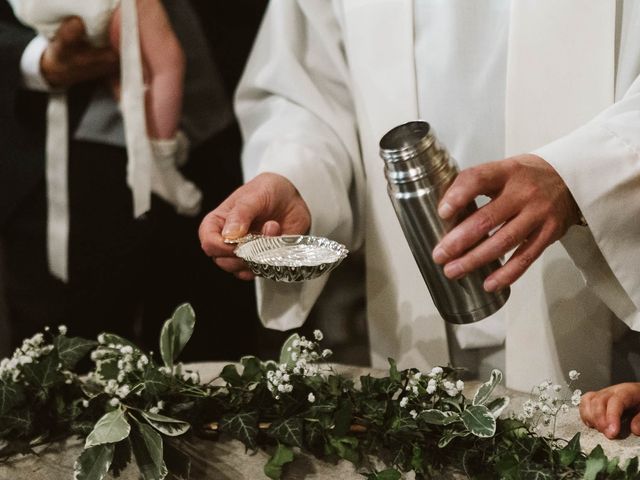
[379, 121, 436, 162]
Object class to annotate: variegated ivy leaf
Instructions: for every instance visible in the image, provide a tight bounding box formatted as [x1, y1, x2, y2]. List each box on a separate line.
[486, 397, 510, 419]
[85, 409, 131, 448]
[160, 304, 196, 369]
[131, 422, 168, 480]
[267, 417, 304, 448]
[417, 409, 460, 426]
[461, 404, 496, 438]
[73, 443, 115, 480]
[141, 411, 190, 437]
[437, 430, 469, 448]
[279, 333, 301, 367]
[472, 369, 503, 406]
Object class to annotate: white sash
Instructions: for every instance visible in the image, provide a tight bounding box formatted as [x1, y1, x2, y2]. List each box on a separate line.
[47, 0, 151, 280]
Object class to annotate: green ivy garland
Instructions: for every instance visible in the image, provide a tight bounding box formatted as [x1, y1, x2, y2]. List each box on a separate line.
[0, 304, 637, 480]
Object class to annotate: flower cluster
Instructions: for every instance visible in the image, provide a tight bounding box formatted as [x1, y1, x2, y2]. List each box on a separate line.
[0, 329, 63, 383]
[265, 331, 332, 399]
[519, 371, 582, 432]
[396, 366, 465, 420]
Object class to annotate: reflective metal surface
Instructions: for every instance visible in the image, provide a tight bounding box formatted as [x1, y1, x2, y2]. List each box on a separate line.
[233, 235, 348, 283]
[380, 121, 509, 324]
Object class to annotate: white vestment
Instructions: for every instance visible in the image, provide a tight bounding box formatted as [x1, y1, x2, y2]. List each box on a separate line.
[236, 0, 640, 391]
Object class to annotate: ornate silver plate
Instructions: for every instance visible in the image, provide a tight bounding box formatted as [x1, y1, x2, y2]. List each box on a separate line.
[231, 235, 348, 282]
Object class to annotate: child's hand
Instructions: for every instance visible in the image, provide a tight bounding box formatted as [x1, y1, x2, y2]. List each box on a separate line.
[41, 17, 118, 89]
[579, 383, 640, 439]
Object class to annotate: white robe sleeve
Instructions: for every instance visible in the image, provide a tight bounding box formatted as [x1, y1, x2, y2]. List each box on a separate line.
[535, 76, 640, 331]
[234, 0, 364, 331]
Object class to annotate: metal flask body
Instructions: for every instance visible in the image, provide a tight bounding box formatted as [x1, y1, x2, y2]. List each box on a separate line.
[379, 121, 510, 324]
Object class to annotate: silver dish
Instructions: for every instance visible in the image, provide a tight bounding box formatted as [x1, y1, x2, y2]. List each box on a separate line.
[232, 235, 348, 282]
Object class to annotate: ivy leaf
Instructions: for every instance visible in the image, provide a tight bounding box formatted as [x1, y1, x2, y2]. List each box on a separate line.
[411, 444, 425, 473]
[558, 432, 581, 466]
[0, 381, 24, 415]
[163, 441, 191, 480]
[267, 417, 304, 448]
[264, 443, 294, 480]
[55, 336, 97, 370]
[304, 420, 324, 449]
[141, 411, 190, 437]
[417, 409, 460, 426]
[0, 409, 32, 436]
[21, 351, 63, 390]
[279, 334, 300, 367]
[461, 404, 496, 438]
[240, 356, 263, 382]
[73, 443, 115, 480]
[486, 397, 510, 419]
[160, 304, 196, 369]
[472, 369, 503, 406]
[130, 422, 168, 480]
[220, 365, 242, 387]
[388, 358, 401, 383]
[328, 436, 359, 464]
[626, 456, 639, 475]
[584, 445, 607, 480]
[85, 409, 131, 448]
[333, 400, 354, 436]
[366, 469, 401, 480]
[220, 411, 259, 450]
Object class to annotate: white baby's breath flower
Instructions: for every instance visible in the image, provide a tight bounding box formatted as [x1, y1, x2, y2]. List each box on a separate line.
[321, 349, 332, 358]
[98, 333, 106, 344]
[82, 400, 90, 408]
[571, 389, 582, 406]
[400, 397, 409, 408]
[57, 325, 68, 335]
[109, 398, 120, 407]
[120, 346, 133, 355]
[291, 352, 298, 361]
[313, 330, 324, 341]
[157, 401, 165, 411]
[149, 407, 159, 414]
[308, 393, 316, 403]
[456, 380, 464, 391]
[569, 370, 580, 381]
[410, 409, 418, 419]
[429, 367, 443, 377]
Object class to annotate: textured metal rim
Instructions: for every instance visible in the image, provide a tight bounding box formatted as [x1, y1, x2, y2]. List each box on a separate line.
[234, 235, 349, 283]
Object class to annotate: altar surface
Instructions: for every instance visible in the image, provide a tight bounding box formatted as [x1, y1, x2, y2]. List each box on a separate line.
[1, 363, 638, 480]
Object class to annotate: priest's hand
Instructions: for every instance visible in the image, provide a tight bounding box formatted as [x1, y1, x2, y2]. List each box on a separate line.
[199, 173, 312, 280]
[40, 17, 119, 89]
[431, 154, 580, 292]
[580, 383, 640, 439]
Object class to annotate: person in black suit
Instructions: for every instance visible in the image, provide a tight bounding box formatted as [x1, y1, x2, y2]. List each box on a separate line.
[0, 0, 261, 361]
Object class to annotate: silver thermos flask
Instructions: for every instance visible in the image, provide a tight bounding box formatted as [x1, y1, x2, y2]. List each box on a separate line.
[379, 121, 510, 324]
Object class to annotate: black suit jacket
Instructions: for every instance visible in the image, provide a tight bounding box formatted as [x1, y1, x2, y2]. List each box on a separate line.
[0, 3, 98, 230]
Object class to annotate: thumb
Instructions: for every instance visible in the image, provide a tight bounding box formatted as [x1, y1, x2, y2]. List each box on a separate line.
[56, 16, 87, 47]
[221, 199, 261, 239]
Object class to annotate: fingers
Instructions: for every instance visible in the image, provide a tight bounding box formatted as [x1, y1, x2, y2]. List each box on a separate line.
[482, 225, 553, 292]
[580, 392, 596, 428]
[56, 16, 86, 47]
[631, 411, 640, 436]
[221, 197, 264, 239]
[438, 163, 505, 220]
[433, 198, 520, 266]
[262, 220, 281, 237]
[603, 396, 624, 439]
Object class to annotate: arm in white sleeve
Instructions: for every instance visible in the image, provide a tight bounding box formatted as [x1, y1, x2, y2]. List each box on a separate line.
[20, 34, 53, 92]
[234, 0, 364, 330]
[535, 75, 640, 330]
